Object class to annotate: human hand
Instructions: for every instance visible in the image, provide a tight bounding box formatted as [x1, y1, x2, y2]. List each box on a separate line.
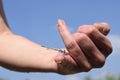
[55, 20, 112, 75]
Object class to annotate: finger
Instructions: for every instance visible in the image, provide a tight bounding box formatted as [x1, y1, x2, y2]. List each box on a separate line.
[93, 22, 110, 36]
[77, 23, 110, 36]
[57, 20, 91, 69]
[77, 25, 112, 57]
[73, 33, 105, 68]
[57, 19, 73, 46]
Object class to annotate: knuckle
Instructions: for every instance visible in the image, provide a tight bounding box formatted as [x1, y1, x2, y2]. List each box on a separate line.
[74, 33, 88, 44]
[94, 22, 110, 35]
[104, 40, 113, 56]
[105, 45, 113, 57]
[80, 33, 88, 38]
[82, 62, 92, 72]
[73, 33, 80, 38]
[108, 44, 113, 54]
[77, 25, 91, 34]
[101, 23, 110, 35]
[66, 40, 76, 50]
[101, 23, 110, 29]
[84, 65, 92, 72]
[85, 27, 96, 36]
[78, 33, 87, 42]
[95, 56, 105, 68]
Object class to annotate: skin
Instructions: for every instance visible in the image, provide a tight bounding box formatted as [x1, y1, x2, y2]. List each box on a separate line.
[0, 0, 112, 75]
[55, 20, 112, 74]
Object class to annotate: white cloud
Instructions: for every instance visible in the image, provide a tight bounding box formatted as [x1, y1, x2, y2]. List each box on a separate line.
[108, 35, 120, 55]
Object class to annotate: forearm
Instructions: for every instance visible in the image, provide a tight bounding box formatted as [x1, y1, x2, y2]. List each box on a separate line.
[0, 1, 61, 73]
[0, 34, 59, 73]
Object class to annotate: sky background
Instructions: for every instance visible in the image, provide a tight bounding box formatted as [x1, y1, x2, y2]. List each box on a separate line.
[0, 0, 120, 80]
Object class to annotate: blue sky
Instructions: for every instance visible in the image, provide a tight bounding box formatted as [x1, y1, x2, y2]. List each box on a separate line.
[0, 0, 120, 80]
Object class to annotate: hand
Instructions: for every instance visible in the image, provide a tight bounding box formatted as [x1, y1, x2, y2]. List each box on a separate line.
[55, 20, 112, 75]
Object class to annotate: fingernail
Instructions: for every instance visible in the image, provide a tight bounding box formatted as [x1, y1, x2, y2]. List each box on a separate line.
[57, 19, 65, 27]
